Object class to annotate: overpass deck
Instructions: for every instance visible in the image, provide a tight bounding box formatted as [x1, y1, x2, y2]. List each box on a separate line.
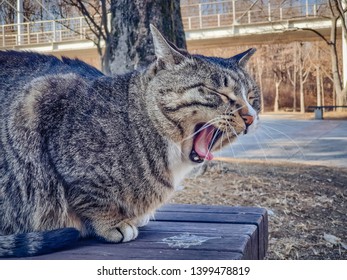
[0, 1, 340, 52]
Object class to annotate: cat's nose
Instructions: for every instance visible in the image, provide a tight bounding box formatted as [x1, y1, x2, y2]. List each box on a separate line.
[242, 114, 254, 127]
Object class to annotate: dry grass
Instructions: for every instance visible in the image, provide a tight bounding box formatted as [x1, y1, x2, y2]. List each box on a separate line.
[170, 160, 347, 260]
[262, 111, 347, 120]
[322, 111, 347, 120]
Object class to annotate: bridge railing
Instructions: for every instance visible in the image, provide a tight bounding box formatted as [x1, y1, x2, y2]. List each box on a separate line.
[0, 16, 99, 48]
[181, 1, 329, 30]
[0, 1, 329, 48]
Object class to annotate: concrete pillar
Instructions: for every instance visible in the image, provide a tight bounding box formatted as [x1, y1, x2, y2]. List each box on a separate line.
[17, 0, 23, 45]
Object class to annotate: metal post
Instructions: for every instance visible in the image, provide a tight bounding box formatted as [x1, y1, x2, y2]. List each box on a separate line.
[27, 22, 30, 44]
[268, 2, 271, 22]
[306, 0, 309, 17]
[198, 4, 202, 28]
[52, 20, 56, 42]
[232, 0, 237, 24]
[17, 0, 23, 45]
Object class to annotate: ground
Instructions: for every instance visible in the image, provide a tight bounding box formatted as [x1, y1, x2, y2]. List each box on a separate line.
[170, 159, 347, 260]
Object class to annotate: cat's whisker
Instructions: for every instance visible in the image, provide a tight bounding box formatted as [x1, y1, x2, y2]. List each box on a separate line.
[205, 125, 222, 159]
[252, 132, 269, 162]
[225, 121, 248, 156]
[181, 118, 222, 142]
[216, 131, 226, 173]
[182, 104, 246, 145]
[223, 124, 247, 178]
[261, 124, 306, 160]
[257, 127, 293, 161]
[170, 139, 186, 158]
[251, 132, 279, 175]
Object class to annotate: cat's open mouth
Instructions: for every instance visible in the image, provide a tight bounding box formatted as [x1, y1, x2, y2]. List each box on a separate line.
[189, 124, 222, 163]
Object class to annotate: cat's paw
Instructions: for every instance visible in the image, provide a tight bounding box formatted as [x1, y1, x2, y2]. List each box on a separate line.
[100, 221, 138, 243]
[131, 214, 152, 227]
[117, 221, 138, 242]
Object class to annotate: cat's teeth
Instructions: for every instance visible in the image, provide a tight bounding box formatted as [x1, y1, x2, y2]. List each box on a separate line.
[189, 150, 204, 163]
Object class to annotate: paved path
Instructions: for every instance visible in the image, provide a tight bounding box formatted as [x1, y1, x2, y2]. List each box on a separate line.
[217, 114, 347, 168]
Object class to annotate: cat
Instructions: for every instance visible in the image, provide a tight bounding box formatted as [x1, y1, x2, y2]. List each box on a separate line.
[0, 25, 261, 257]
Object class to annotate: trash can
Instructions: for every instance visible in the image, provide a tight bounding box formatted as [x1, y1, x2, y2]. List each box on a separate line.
[314, 108, 323, 120]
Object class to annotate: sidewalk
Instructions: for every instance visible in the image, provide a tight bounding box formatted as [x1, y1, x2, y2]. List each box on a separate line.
[217, 114, 347, 168]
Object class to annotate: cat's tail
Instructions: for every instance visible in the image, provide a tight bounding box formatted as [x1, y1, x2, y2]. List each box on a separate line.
[0, 228, 80, 258]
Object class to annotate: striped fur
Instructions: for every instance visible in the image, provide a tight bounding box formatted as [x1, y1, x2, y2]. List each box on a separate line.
[0, 26, 260, 257]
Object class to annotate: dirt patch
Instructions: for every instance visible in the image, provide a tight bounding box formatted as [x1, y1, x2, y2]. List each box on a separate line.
[169, 159, 347, 260]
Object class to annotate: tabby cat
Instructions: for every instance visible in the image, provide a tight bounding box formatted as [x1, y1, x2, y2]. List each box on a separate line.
[0, 25, 260, 257]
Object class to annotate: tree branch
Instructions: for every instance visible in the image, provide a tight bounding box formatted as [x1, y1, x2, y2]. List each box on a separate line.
[300, 27, 332, 45]
[333, 0, 347, 37]
[101, 0, 110, 39]
[236, 0, 260, 23]
[287, 67, 296, 85]
[62, 0, 106, 41]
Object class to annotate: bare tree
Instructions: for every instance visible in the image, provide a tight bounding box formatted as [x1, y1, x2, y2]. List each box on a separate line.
[286, 42, 299, 112]
[0, 0, 16, 24]
[0, 0, 41, 23]
[298, 0, 347, 108]
[61, 0, 112, 74]
[273, 66, 286, 112]
[256, 56, 265, 113]
[313, 43, 322, 107]
[298, 42, 311, 113]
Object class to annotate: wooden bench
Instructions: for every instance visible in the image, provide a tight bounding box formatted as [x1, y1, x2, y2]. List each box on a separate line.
[308, 106, 347, 119]
[16, 204, 268, 260]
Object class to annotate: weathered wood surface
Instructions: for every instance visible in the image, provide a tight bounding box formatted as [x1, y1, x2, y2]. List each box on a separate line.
[15, 204, 268, 260]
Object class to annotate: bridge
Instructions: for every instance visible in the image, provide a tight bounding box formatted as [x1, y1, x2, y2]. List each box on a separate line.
[0, 0, 344, 69]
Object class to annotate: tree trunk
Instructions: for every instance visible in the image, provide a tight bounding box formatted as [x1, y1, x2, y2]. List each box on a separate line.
[274, 81, 280, 112]
[293, 74, 297, 112]
[287, 43, 298, 112]
[299, 46, 305, 113]
[316, 64, 321, 106]
[274, 74, 282, 112]
[292, 44, 298, 112]
[298, 43, 310, 113]
[321, 75, 325, 107]
[110, 0, 186, 74]
[256, 58, 264, 113]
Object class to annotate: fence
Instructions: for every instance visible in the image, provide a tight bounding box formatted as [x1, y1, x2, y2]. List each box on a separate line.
[0, 1, 329, 48]
[180, 0, 329, 30]
[0, 16, 101, 48]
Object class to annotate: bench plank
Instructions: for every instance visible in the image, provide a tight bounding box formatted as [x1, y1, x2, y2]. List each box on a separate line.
[21, 247, 244, 260]
[158, 204, 268, 259]
[12, 204, 268, 260]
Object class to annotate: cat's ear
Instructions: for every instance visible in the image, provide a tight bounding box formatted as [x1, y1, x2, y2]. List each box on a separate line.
[229, 48, 256, 67]
[150, 24, 186, 66]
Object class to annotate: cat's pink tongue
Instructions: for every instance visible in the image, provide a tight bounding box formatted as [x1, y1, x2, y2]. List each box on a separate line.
[194, 126, 215, 161]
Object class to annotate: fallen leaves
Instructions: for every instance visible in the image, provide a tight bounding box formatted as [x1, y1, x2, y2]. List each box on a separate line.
[171, 160, 347, 259]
